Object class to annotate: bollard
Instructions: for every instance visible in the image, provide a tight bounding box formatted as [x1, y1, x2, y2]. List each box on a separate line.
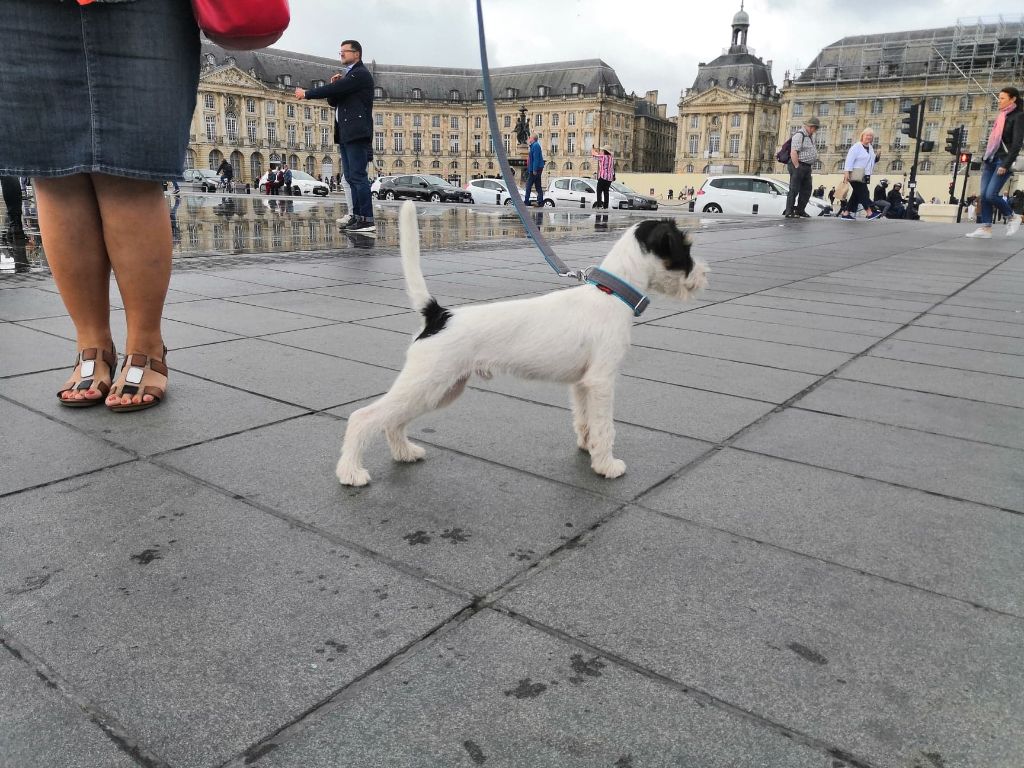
[245, 183, 251, 194]
[688, 200, 695, 212]
[752, 203, 758, 214]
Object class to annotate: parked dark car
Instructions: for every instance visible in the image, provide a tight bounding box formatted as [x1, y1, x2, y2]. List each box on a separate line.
[378, 174, 472, 203]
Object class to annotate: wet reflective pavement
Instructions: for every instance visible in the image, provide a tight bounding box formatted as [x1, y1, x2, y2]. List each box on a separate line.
[2, 191, 727, 278]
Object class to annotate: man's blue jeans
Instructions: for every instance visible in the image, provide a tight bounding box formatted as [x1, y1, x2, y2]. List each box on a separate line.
[340, 139, 373, 220]
[524, 171, 544, 206]
[978, 159, 1014, 225]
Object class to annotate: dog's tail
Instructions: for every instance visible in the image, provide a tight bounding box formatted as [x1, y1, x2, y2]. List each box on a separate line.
[400, 201, 431, 311]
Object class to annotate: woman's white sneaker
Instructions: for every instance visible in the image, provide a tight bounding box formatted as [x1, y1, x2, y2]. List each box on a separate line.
[965, 227, 992, 239]
[1007, 217, 1021, 237]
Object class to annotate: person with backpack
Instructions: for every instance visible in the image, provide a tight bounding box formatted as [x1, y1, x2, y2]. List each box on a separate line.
[781, 116, 820, 219]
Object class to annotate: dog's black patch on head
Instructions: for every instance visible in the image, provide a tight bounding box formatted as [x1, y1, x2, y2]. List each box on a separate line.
[633, 219, 694, 274]
[416, 298, 452, 340]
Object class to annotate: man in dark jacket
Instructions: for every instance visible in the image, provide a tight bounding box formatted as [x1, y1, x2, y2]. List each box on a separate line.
[887, 183, 907, 219]
[296, 40, 375, 233]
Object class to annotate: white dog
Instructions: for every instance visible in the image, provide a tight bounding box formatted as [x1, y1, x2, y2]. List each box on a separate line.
[336, 201, 708, 486]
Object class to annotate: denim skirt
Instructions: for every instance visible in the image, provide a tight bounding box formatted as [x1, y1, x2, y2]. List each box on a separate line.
[0, 0, 200, 181]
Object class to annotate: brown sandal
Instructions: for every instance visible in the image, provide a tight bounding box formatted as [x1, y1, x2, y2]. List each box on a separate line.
[57, 346, 117, 408]
[107, 347, 168, 413]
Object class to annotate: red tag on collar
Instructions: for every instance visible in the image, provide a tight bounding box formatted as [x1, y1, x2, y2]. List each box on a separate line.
[596, 285, 613, 295]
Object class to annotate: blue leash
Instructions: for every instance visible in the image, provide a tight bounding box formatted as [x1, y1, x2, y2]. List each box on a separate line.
[473, 0, 649, 316]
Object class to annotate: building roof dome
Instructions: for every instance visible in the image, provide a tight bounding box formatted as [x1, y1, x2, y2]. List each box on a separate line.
[732, 8, 749, 26]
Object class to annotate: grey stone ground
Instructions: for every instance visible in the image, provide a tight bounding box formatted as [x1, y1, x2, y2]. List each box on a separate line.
[2, 201, 1023, 768]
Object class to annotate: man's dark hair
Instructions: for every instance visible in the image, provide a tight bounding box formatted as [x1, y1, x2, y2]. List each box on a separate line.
[342, 39, 362, 57]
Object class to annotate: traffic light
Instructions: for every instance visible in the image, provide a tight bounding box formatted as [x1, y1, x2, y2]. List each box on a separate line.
[901, 102, 921, 138]
[944, 126, 962, 155]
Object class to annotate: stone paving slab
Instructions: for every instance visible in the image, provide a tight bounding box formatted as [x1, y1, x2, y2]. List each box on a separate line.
[797, 377, 1024, 450]
[249, 609, 825, 768]
[0, 323, 79, 377]
[0, 650, 137, 768]
[165, 272, 285, 299]
[18, 311, 241, 350]
[868, 337, 1024, 378]
[161, 296, 340, 336]
[3, 369, 305, 457]
[734, 408, 1024, 512]
[890, 324, 1024, 355]
[159, 414, 620, 595]
[0, 398, 132, 496]
[631, 323, 854, 374]
[928, 302, 1024, 324]
[262, 322, 410, 369]
[649, 312, 884, 353]
[730, 292, 923, 323]
[696, 301, 906, 336]
[0, 462, 465, 768]
[171, 338, 395, 410]
[913, 313, 1024, 337]
[229, 291, 407, 323]
[0, 286, 101, 322]
[638, 448, 1024, 616]
[330, 388, 710, 501]
[500, 507, 1024, 768]
[760, 285, 937, 312]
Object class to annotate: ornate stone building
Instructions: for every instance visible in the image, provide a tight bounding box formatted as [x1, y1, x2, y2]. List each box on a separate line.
[675, 5, 781, 174]
[633, 91, 677, 172]
[779, 18, 1024, 178]
[190, 43, 638, 186]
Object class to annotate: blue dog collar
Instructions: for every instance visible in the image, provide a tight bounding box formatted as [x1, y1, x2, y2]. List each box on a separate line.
[585, 267, 650, 317]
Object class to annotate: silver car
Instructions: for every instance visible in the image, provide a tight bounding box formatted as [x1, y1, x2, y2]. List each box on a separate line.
[464, 178, 524, 205]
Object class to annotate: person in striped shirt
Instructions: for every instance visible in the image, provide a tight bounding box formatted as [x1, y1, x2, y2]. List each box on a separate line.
[591, 145, 615, 209]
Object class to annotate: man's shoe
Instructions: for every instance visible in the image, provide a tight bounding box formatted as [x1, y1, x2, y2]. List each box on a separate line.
[866, 211, 883, 220]
[346, 220, 376, 234]
[796, 211, 811, 218]
[965, 227, 992, 239]
[839, 214, 856, 221]
[1007, 216, 1021, 237]
[336, 214, 354, 228]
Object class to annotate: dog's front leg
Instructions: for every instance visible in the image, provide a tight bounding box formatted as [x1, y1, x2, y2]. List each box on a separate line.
[570, 382, 591, 451]
[583, 378, 625, 479]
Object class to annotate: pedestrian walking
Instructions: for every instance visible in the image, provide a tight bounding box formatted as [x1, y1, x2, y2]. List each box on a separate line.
[1, 0, 199, 410]
[591, 145, 614, 209]
[966, 86, 1023, 239]
[296, 40, 375, 233]
[839, 128, 883, 221]
[784, 116, 819, 218]
[1, 175, 25, 240]
[524, 133, 545, 207]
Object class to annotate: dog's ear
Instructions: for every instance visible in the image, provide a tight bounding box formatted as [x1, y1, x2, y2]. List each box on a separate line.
[634, 220, 694, 273]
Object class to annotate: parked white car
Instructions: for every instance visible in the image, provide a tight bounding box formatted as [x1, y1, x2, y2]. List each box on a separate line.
[257, 170, 330, 196]
[541, 176, 656, 209]
[696, 175, 831, 216]
[464, 177, 524, 205]
[370, 176, 396, 199]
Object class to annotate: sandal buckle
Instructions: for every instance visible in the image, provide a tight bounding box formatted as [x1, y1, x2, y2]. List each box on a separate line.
[125, 365, 145, 385]
[80, 359, 95, 378]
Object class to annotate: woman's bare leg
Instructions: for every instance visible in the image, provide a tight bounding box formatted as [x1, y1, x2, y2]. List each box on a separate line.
[90, 176, 171, 407]
[34, 175, 114, 403]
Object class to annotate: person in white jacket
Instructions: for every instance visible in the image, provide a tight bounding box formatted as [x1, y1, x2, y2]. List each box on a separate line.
[839, 129, 884, 221]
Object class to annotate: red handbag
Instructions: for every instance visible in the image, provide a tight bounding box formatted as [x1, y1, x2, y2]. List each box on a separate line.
[191, 0, 291, 50]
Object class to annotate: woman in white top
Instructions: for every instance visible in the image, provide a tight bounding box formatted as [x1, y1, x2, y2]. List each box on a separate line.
[840, 128, 883, 220]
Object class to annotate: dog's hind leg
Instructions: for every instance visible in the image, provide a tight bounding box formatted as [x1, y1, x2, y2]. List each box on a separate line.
[385, 374, 468, 462]
[581, 377, 625, 479]
[570, 382, 591, 451]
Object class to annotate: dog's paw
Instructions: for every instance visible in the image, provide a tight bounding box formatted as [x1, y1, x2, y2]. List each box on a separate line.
[593, 458, 626, 479]
[337, 466, 371, 486]
[392, 441, 426, 463]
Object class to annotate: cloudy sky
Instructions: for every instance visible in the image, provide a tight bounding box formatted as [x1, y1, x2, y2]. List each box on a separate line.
[276, 1, 1017, 115]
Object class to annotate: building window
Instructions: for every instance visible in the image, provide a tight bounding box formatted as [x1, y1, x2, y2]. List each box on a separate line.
[841, 124, 855, 144]
[374, 131, 385, 153]
[549, 135, 558, 155]
[266, 101, 276, 116]
[247, 119, 258, 143]
[393, 132, 404, 153]
[430, 115, 439, 129]
[266, 121, 277, 143]
[687, 134, 699, 154]
[924, 122, 938, 141]
[432, 160, 441, 169]
[586, 111, 595, 125]
[928, 96, 943, 112]
[730, 114, 741, 128]
[552, 113, 560, 127]
[246, 98, 256, 114]
[304, 126, 312, 146]
[304, 106, 311, 120]
[708, 132, 720, 154]
[871, 99, 884, 115]
[534, 114, 543, 127]
[205, 115, 217, 142]
[226, 114, 238, 143]
[919, 159, 932, 172]
[503, 134, 511, 153]
[473, 134, 481, 153]
[728, 134, 740, 155]
[374, 87, 384, 98]
[413, 132, 422, 152]
[476, 89, 484, 100]
[473, 116, 481, 129]
[285, 104, 294, 118]
[899, 97, 912, 111]
[412, 88, 422, 99]
[843, 101, 856, 115]
[320, 107, 328, 121]
[375, 113, 384, 126]
[392, 114, 401, 127]
[959, 95, 973, 112]
[321, 126, 330, 146]
[450, 89, 461, 101]
[689, 114, 699, 128]
[450, 116, 460, 130]
[571, 83, 583, 95]
[449, 133, 460, 153]
[538, 85, 548, 96]
[431, 133, 441, 153]
[568, 112, 576, 126]
[567, 131, 576, 153]
[413, 115, 422, 128]
[204, 93, 215, 110]
[685, 163, 694, 173]
[287, 124, 296, 144]
[503, 114, 511, 128]
[818, 102, 830, 116]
